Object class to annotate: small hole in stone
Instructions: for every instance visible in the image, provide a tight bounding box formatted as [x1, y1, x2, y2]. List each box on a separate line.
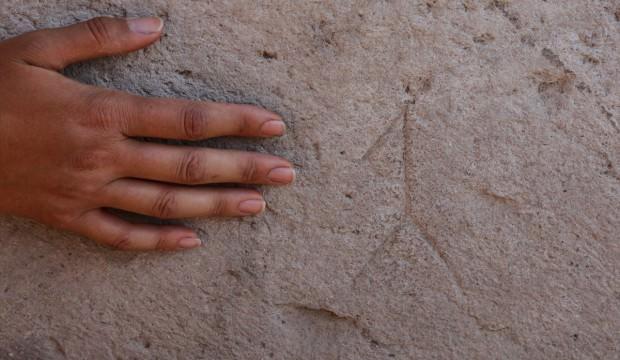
[260, 50, 278, 60]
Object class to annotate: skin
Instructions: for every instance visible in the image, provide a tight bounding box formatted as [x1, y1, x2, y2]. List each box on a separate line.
[0, 17, 295, 251]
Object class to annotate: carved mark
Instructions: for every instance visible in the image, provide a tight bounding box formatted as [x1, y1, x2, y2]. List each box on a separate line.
[402, 103, 414, 217]
[351, 225, 402, 285]
[400, 102, 468, 301]
[357, 99, 514, 337]
[360, 110, 403, 161]
[601, 106, 619, 133]
[411, 217, 468, 303]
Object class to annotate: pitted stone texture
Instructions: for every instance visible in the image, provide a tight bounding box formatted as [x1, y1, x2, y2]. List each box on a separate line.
[1, 1, 618, 359]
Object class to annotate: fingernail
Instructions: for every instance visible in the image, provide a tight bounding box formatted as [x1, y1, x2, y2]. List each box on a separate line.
[260, 120, 286, 136]
[178, 237, 202, 249]
[238, 199, 266, 215]
[127, 17, 164, 35]
[267, 167, 296, 184]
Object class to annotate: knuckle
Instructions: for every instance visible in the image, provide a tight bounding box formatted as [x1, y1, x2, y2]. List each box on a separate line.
[49, 180, 86, 201]
[85, 17, 112, 49]
[22, 31, 48, 51]
[180, 104, 208, 139]
[209, 197, 227, 217]
[241, 157, 259, 183]
[69, 149, 114, 172]
[152, 190, 177, 218]
[177, 151, 205, 184]
[85, 91, 126, 131]
[110, 233, 132, 251]
[49, 211, 79, 231]
[154, 233, 169, 251]
[237, 113, 250, 135]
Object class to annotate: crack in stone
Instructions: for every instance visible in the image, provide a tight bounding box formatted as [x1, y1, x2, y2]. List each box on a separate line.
[262, 216, 274, 237]
[478, 187, 519, 207]
[265, 203, 305, 227]
[466, 311, 512, 333]
[275, 303, 395, 349]
[49, 337, 67, 358]
[490, 0, 521, 29]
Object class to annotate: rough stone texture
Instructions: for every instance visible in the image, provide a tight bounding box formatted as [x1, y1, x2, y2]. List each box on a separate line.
[1, 0, 619, 359]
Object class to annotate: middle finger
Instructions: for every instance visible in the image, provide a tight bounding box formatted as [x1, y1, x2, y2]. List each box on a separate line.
[120, 141, 296, 186]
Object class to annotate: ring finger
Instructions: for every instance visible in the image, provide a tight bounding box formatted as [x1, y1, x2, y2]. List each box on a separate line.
[102, 178, 266, 219]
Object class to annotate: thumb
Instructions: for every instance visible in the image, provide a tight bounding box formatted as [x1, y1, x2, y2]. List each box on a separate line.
[8, 17, 163, 70]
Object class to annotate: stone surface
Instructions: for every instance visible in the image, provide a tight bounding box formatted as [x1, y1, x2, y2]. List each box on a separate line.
[1, 0, 619, 359]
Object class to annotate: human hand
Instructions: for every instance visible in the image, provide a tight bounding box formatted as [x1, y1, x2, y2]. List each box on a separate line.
[0, 17, 294, 251]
